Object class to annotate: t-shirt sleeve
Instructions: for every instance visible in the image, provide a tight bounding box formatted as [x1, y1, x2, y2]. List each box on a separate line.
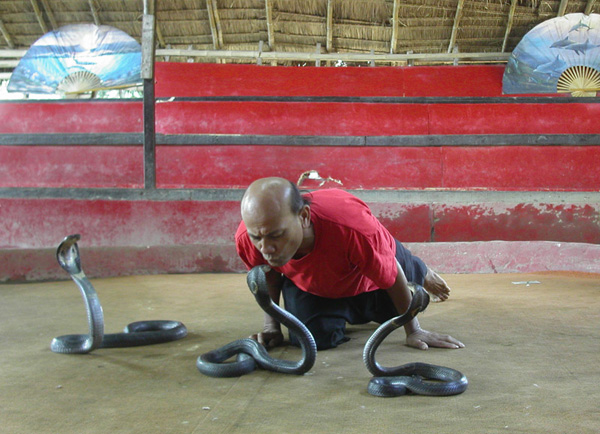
[235, 221, 267, 270]
[346, 227, 398, 290]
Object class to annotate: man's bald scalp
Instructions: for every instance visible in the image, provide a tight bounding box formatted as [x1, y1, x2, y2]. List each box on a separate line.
[241, 177, 293, 217]
[241, 177, 309, 218]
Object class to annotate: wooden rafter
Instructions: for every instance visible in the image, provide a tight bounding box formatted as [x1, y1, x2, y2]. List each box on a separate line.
[326, 0, 333, 53]
[502, 0, 518, 53]
[557, 0, 569, 16]
[30, 0, 48, 34]
[88, 0, 101, 26]
[584, 0, 596, 14]
[0, 18, 15, 48]
[448, 0, 466, 53]
[265, 0, 275, 50]
[155, 20, 165, 48]
[39, 0, 58, 30]
[390, 0, 399, 54]
[206, 0, 223, 50]
[156, 47, 511, 64]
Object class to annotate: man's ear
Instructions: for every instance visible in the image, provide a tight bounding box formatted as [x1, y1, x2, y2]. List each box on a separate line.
[299, 205, 311, 228]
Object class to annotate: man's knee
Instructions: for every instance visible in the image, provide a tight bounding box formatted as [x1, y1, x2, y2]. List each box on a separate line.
[288, 316, 349, 350]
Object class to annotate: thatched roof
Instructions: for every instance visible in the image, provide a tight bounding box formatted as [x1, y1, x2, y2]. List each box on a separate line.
[0, 0, 598, 73]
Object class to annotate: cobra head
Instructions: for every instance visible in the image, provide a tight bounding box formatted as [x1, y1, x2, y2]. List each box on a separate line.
[56, 234, 83, 275]
[246, 265, 273, 309]
[407, 282, 430, 317]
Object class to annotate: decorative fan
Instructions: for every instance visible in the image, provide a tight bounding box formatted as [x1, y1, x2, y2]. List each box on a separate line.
[8, 24, 141, 95]
[557, 65, 600, 96]
[503, 13, 600, 96]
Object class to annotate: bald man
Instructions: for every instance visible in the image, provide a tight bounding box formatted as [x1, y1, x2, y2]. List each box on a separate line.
[235, 177, 464, 351]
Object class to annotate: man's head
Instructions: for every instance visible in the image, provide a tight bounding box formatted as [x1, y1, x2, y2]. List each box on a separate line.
[241, 177, 312, 267]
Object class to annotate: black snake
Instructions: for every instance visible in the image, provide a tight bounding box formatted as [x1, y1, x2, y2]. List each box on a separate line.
[50, 234, 187, 354]
[363, 283, 468, 397]
[196, 265, 317, 377]
[51, 234, 465, 396]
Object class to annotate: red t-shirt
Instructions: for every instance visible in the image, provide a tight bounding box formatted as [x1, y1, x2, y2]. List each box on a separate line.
[235, 189, 398, 298]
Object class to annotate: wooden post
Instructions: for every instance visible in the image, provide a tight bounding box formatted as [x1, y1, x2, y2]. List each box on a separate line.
[141, 11, 156, 190]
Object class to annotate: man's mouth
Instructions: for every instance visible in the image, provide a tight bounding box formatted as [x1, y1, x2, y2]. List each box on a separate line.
[264, 256, 280, 265]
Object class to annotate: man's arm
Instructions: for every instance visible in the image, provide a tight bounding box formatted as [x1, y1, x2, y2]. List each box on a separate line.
[385, 260, 464, 350]
[248, 266, 286, 348]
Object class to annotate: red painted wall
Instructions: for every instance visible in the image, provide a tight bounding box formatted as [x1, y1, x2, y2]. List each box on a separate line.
[1, 64, 598, 191]
[0, 199, 241, 249]
[154, 101, 600, 136]
[155, 63, 507, 97]
[2, 144, 598, 191]
[1, 63, 599, 281]
[1, 198, 597, 254]
[155, 145, 600, 191]
[0, 101, 143, 134]
[0, 146, 143, 188]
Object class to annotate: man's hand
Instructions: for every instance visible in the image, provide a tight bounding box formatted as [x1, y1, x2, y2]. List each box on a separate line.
[406, 328, 465, 350]
[249, 328, 284, 348]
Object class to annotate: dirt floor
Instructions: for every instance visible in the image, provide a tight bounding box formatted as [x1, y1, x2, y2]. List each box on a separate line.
[1, 271, 598, 434]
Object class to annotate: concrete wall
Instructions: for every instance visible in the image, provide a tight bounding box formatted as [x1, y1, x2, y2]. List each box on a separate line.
[1, 63, 599, 281]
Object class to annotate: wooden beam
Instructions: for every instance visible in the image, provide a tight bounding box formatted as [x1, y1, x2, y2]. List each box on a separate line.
[557, 0, 569, 16]
[0, 18, 15, 49]
[502, 0, 518, 53]
[155, 22, 165, 48]
[30, 0, 48, 34]
[1, 47, 511, 64]
[141, 14, 155, 79]
[206, 0, 223, 50]
[315, 43, 321, 66]
[0, 47, 511, 65]
[584, 0, 596, 14]
[265, 0, 277, 64]
[0, 49, 27, 57]
[448, 0, 466, 53]
[206, 0, 219, 49]
[265, 0, 275, 50]
[212, 0, 223, 48]
[39, 0, 58, 30]
[155, 48, 511, 64]
[0, 60, 19, 68]
[390, 0, 399, 54]
[141, 2, 156, 190]
[88, 0, 101, 26]
[326, 0, 334, 53]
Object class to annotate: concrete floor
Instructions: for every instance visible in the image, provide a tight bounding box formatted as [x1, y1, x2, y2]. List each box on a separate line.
[1, 271, 599, 434]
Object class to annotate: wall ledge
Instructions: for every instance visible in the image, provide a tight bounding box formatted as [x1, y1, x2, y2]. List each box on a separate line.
[1, 240, 598, 283]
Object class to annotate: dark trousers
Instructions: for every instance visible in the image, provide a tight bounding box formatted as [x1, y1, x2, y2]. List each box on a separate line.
[282, 240, 427, 350]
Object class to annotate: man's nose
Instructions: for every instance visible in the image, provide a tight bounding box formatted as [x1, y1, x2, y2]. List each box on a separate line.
[260, 240, 276, 254]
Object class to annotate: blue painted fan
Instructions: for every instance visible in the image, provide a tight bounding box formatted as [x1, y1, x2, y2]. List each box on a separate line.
[503, 13, 600, 96]
[8, 24, 141, 94]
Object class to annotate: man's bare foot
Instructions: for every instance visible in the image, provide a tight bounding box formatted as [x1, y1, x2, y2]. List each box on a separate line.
[423, 268, 451, 302]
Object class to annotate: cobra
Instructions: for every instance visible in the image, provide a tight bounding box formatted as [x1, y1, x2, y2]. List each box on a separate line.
[363, 283, 468, 397]
[196, 265, 317, 377]
[50, 234, 187, 354]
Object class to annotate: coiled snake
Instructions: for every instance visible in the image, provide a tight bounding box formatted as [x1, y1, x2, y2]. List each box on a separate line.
[363, 283, 468, 397]
[50, 234, 187, 354]
[196, 265, 317, 377]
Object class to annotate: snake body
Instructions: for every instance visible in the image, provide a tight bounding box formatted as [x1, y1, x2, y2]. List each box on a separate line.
[197, 265, 317, 377]
[363, 284, 468, 397]
[50, 234, 187, 354]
